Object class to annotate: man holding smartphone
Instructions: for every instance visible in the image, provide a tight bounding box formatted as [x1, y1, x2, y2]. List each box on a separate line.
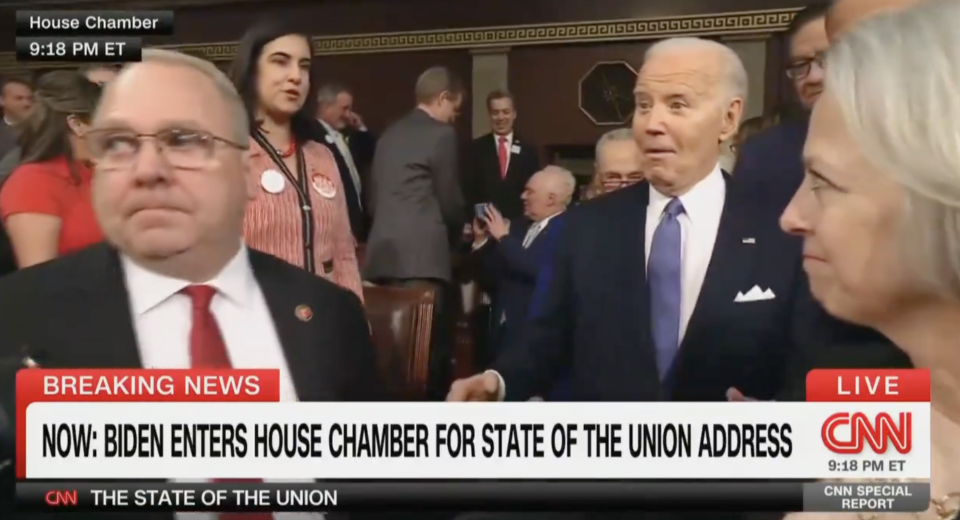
[470, 166, 575, 366]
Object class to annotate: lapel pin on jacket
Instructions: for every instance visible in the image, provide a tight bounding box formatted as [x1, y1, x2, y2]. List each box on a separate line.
[742, 237, 756, 244]
[295, 305, 313, 322]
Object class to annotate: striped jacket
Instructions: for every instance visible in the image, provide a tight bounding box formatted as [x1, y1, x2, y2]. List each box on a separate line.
[243, 138, 363, 302]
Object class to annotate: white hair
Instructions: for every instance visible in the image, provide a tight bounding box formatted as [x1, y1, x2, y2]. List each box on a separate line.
[102, 49, 249, 143]
[317, 82, 349, 106]
[825, 0, 960, 300]
[538, 165, 577, 205]
[644, 37, 748, 104]
[595, 128, 634, 159]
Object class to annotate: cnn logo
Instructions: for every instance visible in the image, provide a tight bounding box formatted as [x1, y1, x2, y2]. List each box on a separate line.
[44, 490, 78, 507]
[821, 412, 912, 454]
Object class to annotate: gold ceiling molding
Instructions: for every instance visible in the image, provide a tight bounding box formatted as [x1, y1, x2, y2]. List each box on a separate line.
[0, 7, 799, 71]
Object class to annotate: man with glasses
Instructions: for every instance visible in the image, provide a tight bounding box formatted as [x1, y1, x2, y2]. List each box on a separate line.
[731, 3, 830, 208]
[0, 50, 382, 429]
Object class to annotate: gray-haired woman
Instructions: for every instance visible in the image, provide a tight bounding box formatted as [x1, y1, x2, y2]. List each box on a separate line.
[780, 1, 960, 519]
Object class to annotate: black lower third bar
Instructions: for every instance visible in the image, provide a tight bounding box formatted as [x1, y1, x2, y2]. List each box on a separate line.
[17, 480, 804, 512]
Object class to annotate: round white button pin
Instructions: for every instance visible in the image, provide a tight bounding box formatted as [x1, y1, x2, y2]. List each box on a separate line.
[260, 169, 286, 194]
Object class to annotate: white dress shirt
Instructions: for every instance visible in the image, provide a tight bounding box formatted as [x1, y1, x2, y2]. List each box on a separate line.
[493, 131, 514, 173]
[319, 119, 362, 204]
[123, 247, 322, 520]
[489, 165, 725, 399]
[645, 164, 725, 342]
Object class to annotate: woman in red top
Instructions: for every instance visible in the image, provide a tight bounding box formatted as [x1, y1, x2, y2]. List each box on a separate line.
[229, 21, 362, 301]
[0, 71, 103, 268]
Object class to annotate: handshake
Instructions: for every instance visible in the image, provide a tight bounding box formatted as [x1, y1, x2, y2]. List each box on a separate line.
[444, 371, 762, 402]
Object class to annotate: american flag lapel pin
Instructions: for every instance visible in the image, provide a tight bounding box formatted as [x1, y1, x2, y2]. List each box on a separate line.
[742, 238, 756, 244]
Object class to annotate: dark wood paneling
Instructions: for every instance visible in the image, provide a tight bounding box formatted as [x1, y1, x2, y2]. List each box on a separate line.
[314, 50, 473, 137]
[509, 42, 648, 146]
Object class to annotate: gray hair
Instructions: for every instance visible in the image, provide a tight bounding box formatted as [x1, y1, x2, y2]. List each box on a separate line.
[317, 82, 349, 106]
[825, 0, 960, 300]
[595, 128, 634, 159]
[100, 49, 249, 143]
[644, 37, 748, 104]
[539, 165, 577, 205]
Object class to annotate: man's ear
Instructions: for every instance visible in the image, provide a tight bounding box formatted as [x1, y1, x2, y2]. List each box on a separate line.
[66, 115, 85, 136]
[719, 97, 744, 144]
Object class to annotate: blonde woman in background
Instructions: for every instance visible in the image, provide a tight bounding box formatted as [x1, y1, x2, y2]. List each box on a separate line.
[780, 1, 959, 518]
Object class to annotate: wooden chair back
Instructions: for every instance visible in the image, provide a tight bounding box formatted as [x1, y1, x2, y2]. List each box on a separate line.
[362, 284, 435, 400]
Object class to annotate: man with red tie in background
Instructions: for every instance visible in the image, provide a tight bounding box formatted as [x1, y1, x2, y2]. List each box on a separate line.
[0, 51, 381, 520]
[465, 90, 542, 221]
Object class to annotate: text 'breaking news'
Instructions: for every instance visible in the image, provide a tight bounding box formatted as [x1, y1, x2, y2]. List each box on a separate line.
[16, 481, 931, 513]
[15, 10, 174, 37]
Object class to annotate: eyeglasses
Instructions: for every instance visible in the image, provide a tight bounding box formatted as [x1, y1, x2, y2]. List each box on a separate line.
[85, 128, 248, 169]
[785, 54, 826, 80]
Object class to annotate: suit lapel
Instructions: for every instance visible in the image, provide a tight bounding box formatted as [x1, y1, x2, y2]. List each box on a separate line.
[503, 137, 520, 182]
[54, 244, 142, 368]
[680, 175, 757, 350]
[248, 251, 337, 401]
[486, 133, 506, 184]
[621, 185, 656, 367]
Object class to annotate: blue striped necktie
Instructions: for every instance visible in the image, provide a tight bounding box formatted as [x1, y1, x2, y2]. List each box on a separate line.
[648, 198, 684, 379]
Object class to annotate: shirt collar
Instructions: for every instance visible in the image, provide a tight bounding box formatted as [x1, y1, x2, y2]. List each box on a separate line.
[648, 163, 725, 225]
[122, 245, 256, 315]
[4, 117, 14, 126]
[535, 210, 564, 229]
[319, 118, 339, 136]
[495, 132, 513, 145]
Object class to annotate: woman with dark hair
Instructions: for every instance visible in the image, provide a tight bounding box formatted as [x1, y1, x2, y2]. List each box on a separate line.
[0, 71, 102, 268]
[229, 21, 362, 300]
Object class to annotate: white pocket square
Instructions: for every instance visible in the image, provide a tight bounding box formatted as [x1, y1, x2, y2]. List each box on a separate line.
[734, 285, 776, 303]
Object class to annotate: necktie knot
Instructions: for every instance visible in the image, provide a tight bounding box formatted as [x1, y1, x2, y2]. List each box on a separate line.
[182, 285, 217, 312]
[499, 136, 508, 145]
[663, 198, 685, 219]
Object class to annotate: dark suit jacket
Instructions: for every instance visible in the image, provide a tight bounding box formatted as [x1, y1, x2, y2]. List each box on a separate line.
[733, 117, 808, 210]
[733, 117, 912, 399]
[494, 177, 819, 402]
[0, 123, 17, 164]
[0, 243, 380, 401]
[474, 215, 564, 363]
[0, 244, 384, 519]
[0, 161, 20, 278]
[466, 134, 541, 220]
[311, 122, 376, 242]
[364, 109, 465, 281]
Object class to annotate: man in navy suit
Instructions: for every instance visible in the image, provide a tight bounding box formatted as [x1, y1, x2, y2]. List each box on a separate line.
[470, 166, 574, 367]
[449, 37, 815, 403]
[313, 82, 376, 242]
[733, 3, 829, 209]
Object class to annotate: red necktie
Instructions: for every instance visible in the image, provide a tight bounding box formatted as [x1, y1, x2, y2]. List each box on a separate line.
[182, 285, 271, 520]
[497, 136, 509, 178]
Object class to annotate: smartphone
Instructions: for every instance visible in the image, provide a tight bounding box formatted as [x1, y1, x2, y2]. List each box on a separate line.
[474, 203, 490, 220]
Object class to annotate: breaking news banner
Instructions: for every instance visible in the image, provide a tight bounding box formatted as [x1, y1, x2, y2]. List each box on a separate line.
[15, 10, 174, 37]
[14, 481, 932, 512]
[14, 368, 931, 513]
[15, 37, 142, 63]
